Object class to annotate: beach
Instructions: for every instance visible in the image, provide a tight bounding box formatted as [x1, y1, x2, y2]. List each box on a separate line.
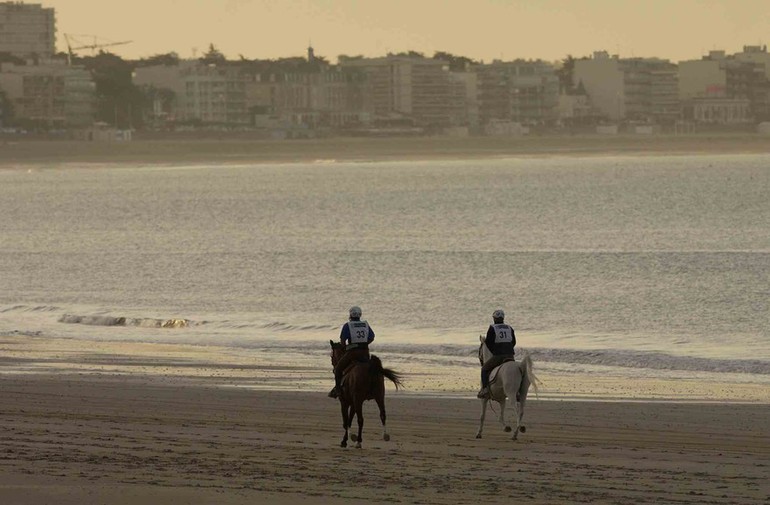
[1, 133, 770, 166]
[1, 139, 768, 503]
[1, 371, 768, 505]
[1, 334, 769, 504]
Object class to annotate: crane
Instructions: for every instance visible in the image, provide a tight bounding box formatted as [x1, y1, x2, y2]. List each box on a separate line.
[64, 34, 132, 64]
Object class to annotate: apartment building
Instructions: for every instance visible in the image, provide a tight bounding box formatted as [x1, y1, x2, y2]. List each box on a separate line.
[679, 47, 770, 122]
[340, 55, 464, 127]
[0, 60, 95, 127]
[179, 63, 248, 124]
[574, 51, 680, 124]
[0, 2, 55, 57]
[134, 60, 249, 125]
[245, 54, 368, 128]
[475, 59, 559, 127]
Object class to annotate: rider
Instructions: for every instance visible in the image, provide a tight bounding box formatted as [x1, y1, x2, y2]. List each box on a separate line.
[328, 305, 376, 398]
[477, 309, 516, 399]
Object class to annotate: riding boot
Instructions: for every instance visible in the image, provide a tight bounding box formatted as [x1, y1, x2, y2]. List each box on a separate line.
[327, 386, 338, 398]
[477, 385, 490, 399]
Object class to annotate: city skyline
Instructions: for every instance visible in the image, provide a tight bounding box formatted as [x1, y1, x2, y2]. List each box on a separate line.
[42, 0, 769, 63]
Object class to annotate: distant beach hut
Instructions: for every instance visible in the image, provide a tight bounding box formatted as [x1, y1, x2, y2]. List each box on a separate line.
[596, 125, 618, 135]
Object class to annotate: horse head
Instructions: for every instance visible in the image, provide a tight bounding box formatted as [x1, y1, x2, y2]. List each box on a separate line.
[478, 334, 490, 365]
[330, 339, 344, 367]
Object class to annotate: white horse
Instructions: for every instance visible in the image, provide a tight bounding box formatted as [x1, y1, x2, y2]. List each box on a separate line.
[475, 335, 538, 440]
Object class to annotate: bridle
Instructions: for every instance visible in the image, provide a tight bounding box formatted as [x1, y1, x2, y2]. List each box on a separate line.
[330, 341, 344, 367]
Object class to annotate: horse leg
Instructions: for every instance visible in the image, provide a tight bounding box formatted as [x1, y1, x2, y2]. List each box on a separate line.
[375, 395, 390, 442]
[346, 404, 356, 441]
[339, 400, 350, 448]
[354, 400, 364, 449]
[513, 378, 531, 440]
[475, 398, 489, 439]
[497, 396, 511, 433]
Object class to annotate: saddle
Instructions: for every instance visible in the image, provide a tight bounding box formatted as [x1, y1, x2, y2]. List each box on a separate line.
[488, 357, 516, 386]
[341, 357, 370, 377]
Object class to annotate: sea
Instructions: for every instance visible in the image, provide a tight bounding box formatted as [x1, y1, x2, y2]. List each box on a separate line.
[1, 154, 768, 399]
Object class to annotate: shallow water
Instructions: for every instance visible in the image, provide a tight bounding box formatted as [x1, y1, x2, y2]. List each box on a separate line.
[1, 154, 768, 396]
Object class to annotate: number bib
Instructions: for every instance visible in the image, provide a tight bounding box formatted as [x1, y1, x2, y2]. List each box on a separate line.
[492, 324, 513, 343]
[348, 321, 370, 344]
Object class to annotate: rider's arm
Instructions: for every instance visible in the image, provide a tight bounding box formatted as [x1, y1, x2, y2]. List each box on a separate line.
[340, 324, 350, 345]
[367, 326, 375, 344]
[485, 325, 495, 351]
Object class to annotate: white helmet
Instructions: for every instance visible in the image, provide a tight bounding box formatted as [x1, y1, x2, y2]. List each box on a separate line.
[349, 306, 362, 318]
[493, 309, 505, 320]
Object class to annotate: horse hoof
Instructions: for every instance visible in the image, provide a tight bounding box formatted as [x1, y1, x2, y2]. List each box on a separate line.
[520, 426, 526, 433]
[504, 426, 512, 432]
[355, 442, 362, 449]
[475, 433, 482, 439]
[341, 441, 347, 448]
[351, 434, 358, 442]
[383, 434, 390, 442]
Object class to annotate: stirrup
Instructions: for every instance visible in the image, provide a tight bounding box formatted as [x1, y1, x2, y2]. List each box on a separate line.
[328, 387, 339, 398]
[477, 387, 490, 399]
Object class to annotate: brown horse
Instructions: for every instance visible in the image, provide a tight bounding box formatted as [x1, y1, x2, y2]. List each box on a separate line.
[329, 340, 403, 448]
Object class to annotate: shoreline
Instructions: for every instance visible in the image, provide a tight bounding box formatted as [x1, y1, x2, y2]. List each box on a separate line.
[1, 133, 769, 166]
[1, 373, 768, 504]
[1, 334, 768, 403]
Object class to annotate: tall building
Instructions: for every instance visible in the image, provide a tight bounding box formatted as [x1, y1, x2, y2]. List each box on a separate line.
[475, 59, 559, 127]
[679, 46, 770, 122]
[244, 52, 368, 129]
[0, 60, 95, 127]
[178, 63, 248, 124]
[340, 55, 461, 127]
[574, 51, 680, 124]
[0, 2, 56, 58]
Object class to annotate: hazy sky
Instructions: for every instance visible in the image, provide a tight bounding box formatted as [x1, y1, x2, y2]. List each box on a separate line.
[45, 0, 769, 63]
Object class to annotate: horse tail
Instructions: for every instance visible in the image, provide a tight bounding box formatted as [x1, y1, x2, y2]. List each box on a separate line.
[370, 355, 404, 390]
[519, 353, 540, 397]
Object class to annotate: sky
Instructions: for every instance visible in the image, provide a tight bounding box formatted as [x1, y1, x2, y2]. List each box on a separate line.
[44, 0, 770, 63]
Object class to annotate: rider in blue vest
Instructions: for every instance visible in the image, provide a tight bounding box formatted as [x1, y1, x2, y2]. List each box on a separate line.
[328, 305, 376, 398]
[478, 309, 516, 399]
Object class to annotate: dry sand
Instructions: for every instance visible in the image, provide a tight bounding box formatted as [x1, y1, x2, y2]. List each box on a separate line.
[1, 133, 769, 167]
[1, 371, 768, 505]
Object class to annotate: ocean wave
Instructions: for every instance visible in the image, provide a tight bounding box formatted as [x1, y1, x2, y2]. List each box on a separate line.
[260, 321, 339, 332]
[374, 344, 770, 375]
[0, 304, 61, 313]
[58, 314, 193, 328]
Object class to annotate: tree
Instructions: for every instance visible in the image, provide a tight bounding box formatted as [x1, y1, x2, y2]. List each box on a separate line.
[136, 52, 180, 67]
[556, 55, 576, 94]
[433, 51, 478, 71]
[80, 51, 145, 129]
[200, 43, 226, 64]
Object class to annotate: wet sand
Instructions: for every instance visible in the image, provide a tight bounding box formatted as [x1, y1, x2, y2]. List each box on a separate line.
[1, 372, 768, 505]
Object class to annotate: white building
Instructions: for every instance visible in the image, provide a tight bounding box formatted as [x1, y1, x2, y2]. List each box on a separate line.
[690, 97, 751, 124]
[574, 51, 679, 124]
[0, 60, 95, 127]
[573, 52, 625, 121]
[341, 55, 461, 127]
[678, 50, 731, 101]
[134, 61, 249, 125]
[679, 46, 770, 122]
